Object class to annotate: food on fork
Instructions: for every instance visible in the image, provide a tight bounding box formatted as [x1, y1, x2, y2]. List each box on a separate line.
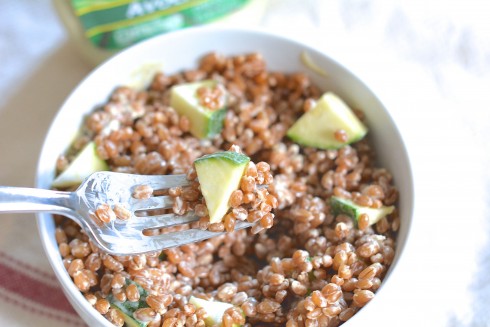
[194, 150, 251, 224]
[159, 146, 277, 234]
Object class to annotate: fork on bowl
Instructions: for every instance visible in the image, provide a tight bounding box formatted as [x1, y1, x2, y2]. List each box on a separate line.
[0, 171, 252, 255]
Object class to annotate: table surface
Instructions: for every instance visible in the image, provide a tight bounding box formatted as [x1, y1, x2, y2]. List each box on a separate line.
[0, 0, 489, 326]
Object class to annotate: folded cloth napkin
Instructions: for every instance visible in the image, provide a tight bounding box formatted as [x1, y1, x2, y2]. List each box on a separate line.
[0, 218, 86, 326]
[0, 1, 90, 326]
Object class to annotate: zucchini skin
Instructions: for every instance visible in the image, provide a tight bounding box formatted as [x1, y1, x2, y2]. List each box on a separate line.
[207, 108, 227, 138]
[108, 279, 149, 327]
[330, 196, 394, 227]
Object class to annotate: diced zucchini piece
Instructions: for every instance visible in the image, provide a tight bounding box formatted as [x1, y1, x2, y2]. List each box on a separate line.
[170, 80, 227, 139]
[189, 296, 243, 327]
[330, 196, 394, 226]
[194, 151, 250, 223]
[52, 141, 108, 188]
[108, 279, 149, 327]
[287, 92, 368, 149]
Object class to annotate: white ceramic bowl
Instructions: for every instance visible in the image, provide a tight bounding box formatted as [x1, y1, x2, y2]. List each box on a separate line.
[36, 26, 413, 326]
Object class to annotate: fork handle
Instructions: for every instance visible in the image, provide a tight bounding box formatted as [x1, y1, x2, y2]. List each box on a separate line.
[0, 186, 73, 216]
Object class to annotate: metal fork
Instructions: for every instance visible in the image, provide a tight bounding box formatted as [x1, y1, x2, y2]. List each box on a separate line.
[0, 171, 252, 255]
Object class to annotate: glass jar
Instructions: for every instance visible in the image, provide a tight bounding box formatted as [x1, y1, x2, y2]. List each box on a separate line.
[53, 0, 268, 66]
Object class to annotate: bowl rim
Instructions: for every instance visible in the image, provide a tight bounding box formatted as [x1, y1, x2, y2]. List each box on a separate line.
[36, 24, 415, 326]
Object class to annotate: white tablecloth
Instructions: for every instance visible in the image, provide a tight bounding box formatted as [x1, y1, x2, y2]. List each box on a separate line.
[0, 0, 489, 326]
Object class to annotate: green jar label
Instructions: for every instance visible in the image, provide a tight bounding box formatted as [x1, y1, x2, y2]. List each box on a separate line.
[70, 0, 250, 50]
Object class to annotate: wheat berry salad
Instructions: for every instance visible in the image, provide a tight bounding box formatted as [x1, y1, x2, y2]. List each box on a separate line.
[52, 52, 400, 327]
